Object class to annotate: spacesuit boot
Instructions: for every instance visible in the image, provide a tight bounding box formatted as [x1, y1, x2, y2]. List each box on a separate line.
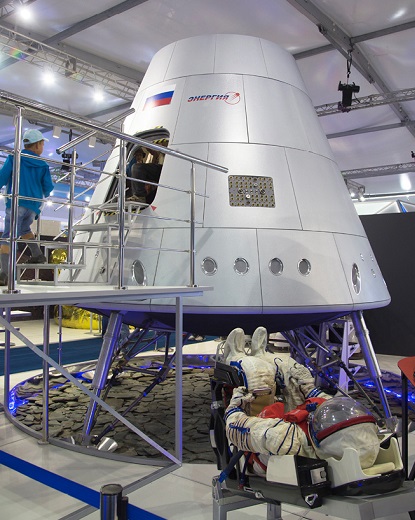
[251, 326, 332, 411]
[223, 327, 246, 364]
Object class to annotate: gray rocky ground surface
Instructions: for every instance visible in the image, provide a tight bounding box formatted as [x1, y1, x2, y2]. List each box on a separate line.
[12, 362, 216, 464]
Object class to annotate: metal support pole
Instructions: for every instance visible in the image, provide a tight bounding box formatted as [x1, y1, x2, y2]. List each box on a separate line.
[67, 146, 76, 280]
[82, 312, 123, 439]
[315, 322, 329, 388]
[100, 483, 128, 520]
[189, 162, 196, 287]
[401, 371, 409, 478]
[117, 122, 126, 289]
[7, 106, 23, 294]
[57, 304, 63, 366]
[350, 311, 395, 429]
[40, 304, 50, 444]
[2, 307, 11, 411]
[175, 296, 183, 462]
[267, 503, 283, 520]
[339, 319, 351, 392]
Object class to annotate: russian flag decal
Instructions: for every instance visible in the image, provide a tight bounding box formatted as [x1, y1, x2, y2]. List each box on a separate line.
[144, 86, 175, 110]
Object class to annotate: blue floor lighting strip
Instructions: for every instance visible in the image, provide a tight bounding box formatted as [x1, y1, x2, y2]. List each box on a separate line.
[0, 450, 165, 519]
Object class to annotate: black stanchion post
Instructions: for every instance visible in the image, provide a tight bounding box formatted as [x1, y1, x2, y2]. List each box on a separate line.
[100, 483, 128, 520]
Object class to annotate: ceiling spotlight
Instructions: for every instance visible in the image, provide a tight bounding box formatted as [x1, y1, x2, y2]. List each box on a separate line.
[93, 87, 104, 102]
[358, 187, 366, 202]
[345, 179, 365, 201]
[338, 82, 360, 112]
[16, 4, 32, 21]
[64, 57, 77, 78]
[52, 126, 62, 139]
[88, 135, 96, 148]
[338, 48, 360, 113]
[42, 68, 55, 85]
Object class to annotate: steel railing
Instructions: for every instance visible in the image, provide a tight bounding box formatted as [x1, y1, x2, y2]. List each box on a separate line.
[0, 90, 228, 292]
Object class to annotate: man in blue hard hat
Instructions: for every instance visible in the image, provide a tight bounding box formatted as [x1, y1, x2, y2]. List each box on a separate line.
[0, 129, 54, 286]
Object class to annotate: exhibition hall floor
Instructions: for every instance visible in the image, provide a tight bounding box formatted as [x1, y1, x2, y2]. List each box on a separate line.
[0, 320, 414, 520]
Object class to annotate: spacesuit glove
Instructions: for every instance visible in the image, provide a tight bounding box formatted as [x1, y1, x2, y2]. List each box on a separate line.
[228, 386, 254, 410]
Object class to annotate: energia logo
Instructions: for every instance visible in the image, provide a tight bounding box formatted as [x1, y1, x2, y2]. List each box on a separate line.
[187, 92, 241, 105]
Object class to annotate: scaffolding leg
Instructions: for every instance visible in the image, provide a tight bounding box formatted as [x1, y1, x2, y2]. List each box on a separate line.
[350, 311, 397, 430]
[267, 503, 282, 519]
[82, 311, 123, 440]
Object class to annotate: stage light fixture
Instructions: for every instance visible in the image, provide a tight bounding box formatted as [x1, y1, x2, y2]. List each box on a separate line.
[337, 48, 360, 113]
[93, 86, 104, 102]
[338, 82, 360, 112]
[52, 126, 62, 139]
[358, 187, 366, 202]
[88, 136, 96, 148]
[345, 179, 365, 201]
[42, 67, 55, 85]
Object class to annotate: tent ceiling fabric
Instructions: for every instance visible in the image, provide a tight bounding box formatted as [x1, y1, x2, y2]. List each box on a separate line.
[0, 0, 414, 201]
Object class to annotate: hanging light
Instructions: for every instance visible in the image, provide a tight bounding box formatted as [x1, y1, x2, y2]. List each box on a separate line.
[88, 135, 96, 148]
[345, 179, 365, 200]
[15, 3, 32, 21]
[42, 67, 55, 85]
[93, 86, 104, 102]
[338, 48, 360, 113]
[358, 187, 366, 202]
[52, 126, 62, 138]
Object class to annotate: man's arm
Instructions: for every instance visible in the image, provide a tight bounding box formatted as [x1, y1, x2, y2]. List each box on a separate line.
[0, 156, 13, 188]
[41, 166, 54, 198]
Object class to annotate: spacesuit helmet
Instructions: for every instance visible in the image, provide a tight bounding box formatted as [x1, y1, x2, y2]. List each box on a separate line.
[309, 396, 380, 469]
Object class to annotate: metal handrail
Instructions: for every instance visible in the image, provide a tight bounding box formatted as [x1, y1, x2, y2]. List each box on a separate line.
[0, 90, 228, 172]
[0, 90, 228, 290]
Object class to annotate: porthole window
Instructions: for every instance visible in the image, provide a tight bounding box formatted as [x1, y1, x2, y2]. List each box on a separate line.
[201, 257, 217, 276]
[352, 263, 361, 294]
[298, 258, 311, 276]
[234, 257, 249, 275]
[131, 260, 147, 286]
[269, 258, 283, 276]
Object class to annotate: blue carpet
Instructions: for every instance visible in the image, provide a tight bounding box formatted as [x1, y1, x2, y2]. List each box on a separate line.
[0, 335, 216, 375]
[0, 337, 104, 375]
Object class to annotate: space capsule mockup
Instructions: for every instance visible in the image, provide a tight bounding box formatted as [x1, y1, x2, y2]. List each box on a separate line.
[67, 34, 390, 334]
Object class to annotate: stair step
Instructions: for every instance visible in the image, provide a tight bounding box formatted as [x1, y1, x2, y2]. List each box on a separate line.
[73, 223, 120, 231]
[16, 263, 86, 269]
[91, 201, 148, 211]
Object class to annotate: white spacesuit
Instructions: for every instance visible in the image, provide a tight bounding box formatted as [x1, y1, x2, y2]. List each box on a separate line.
[223, 327, 381, 470]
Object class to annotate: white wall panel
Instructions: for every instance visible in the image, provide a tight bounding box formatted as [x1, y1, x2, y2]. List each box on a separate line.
[204, 143, 302, 229]
[173, 74, 248, 144]
[215, 34, 268, 76]
[244, 76, 310, 150]
[286, 148, 366, 235]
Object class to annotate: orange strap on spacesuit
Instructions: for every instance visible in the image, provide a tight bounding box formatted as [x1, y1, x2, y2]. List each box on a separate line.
[258, 398, 327, 436]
